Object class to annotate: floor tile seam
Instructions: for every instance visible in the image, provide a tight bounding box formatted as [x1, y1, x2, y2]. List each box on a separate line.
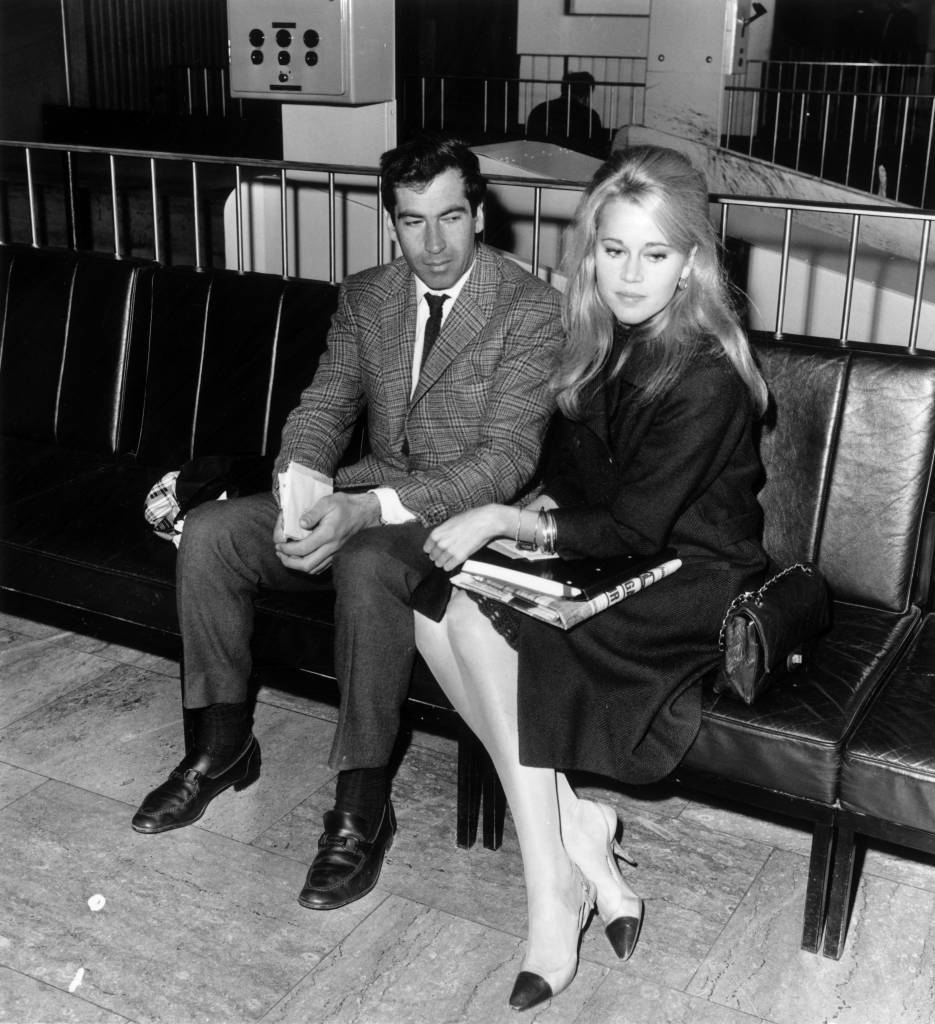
[253, 892, 395, 1023]
[680, 843, 808, 998]
[0, 961, 137, 1024]
[0, 773, 54, 814]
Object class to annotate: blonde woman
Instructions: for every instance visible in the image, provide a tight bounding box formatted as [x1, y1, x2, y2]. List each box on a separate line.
[416, 146, 769, 1011]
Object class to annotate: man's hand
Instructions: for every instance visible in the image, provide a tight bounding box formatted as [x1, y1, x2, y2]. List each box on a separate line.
[274, 492, 381, 575]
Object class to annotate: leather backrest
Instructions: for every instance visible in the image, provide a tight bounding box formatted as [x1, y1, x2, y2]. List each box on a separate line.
[128, 266, 338, 468]
[0, 246, 141, 456]
[754, 334, 935, 614]
[0, 247, 77, 442]
[820, 352, 935, 610]
[754, 339, 849, 566]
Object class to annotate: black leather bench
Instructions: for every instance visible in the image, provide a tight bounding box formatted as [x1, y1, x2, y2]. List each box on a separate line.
[2, 243, 935, 957]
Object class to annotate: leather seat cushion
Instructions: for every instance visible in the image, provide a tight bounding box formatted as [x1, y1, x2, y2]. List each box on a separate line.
[840, 613, 935, 829]
[681, 602, 921, 803]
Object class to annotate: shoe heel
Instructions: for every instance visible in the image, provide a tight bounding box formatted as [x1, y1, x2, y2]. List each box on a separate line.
[233, 739, 261, 792]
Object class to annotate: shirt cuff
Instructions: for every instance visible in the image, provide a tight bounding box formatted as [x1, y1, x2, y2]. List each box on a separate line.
[370, 487, 417, 525]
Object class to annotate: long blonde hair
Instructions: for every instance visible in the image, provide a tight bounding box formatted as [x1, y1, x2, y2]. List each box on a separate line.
[555, 146, 767, 418]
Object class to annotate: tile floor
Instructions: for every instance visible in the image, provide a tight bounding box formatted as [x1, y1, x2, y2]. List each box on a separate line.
[2, 608, 934, 1024]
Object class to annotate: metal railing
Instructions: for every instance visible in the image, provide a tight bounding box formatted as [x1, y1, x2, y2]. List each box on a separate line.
[399, 72, 645, 149]
[724, 60, 935, 205]
[1, 139, 932, 352]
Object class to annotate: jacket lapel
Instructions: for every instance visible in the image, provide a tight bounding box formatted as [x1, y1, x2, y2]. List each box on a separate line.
[382, 264, 418, 405]
[410, 243, 497, 405]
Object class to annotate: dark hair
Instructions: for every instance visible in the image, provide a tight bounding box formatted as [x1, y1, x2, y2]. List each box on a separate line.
[560, 70, 595, 99]
[379, 134, 487, 218]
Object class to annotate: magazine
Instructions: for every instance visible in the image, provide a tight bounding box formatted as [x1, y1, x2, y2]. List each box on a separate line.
[451, 555, 683, 630]
[461, 544, 679, 599]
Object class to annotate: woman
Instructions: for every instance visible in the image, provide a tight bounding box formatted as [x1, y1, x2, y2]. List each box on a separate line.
[415, 146, 768, 1011]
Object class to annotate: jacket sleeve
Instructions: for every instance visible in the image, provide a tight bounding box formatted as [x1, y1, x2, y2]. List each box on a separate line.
[273, 282, 367, 483]
[551, 361, 754, 558]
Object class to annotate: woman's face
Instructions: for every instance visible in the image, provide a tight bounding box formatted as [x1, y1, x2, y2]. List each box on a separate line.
[594, 198, 693, 326]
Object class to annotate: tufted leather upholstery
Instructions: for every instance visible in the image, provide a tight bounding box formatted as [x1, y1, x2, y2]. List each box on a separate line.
[840, 613, 935, 825]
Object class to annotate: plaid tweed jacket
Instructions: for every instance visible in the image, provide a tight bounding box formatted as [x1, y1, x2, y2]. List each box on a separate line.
[275, 242, 563, 525]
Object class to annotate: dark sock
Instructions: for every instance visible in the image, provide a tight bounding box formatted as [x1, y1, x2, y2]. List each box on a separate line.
[334, 767, 388, 833]
[190, 701, 251, 768]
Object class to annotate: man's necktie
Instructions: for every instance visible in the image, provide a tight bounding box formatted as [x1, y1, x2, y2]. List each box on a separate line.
[421, 292, 449, 368]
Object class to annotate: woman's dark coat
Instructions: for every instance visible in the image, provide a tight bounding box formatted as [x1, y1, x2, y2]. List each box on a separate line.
[517, 335, 767, 784]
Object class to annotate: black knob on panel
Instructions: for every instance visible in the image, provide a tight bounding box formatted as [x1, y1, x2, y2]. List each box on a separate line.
[276, 28, 292, 47]
[250, 49, 263, 65]
[305, 51, 318, 67]
[278, 50, 291, 65]
[303, 29, 320, 47]
[248, 28, 264, 46]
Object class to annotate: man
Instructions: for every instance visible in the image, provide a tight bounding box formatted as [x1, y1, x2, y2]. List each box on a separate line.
[131, 134, 563, 911]
[526, 71, 607, 159]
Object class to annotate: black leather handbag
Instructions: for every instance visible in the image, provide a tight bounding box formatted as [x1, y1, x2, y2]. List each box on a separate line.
[714, 563, 831, 705]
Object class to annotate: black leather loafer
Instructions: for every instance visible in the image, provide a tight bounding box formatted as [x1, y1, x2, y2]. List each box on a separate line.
[131, 735, 261, 834]
[298, 801, 396, 910]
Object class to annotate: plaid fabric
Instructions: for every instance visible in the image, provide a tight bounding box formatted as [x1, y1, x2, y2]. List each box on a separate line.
[143, 470, 181, 540]
[275, 243, 564, 526]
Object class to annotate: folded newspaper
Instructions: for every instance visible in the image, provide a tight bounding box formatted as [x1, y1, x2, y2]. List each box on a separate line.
[452, 553, 682, 630]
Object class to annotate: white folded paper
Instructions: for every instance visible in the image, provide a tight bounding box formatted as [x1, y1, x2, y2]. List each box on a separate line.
[278, 461, 333, 540]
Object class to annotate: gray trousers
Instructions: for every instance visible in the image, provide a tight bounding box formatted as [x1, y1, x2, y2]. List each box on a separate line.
[177, 491, 434, 769]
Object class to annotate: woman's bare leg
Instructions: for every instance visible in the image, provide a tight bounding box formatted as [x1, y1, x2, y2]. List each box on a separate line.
[414, 594, 588, 983]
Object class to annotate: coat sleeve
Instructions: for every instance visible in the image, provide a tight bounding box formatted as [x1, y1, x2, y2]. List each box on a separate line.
[273, 281, 368, 483]
[551, 360, 754, 558]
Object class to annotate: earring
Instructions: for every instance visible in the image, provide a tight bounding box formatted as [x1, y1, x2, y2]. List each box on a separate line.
[677, 274, 689, 291]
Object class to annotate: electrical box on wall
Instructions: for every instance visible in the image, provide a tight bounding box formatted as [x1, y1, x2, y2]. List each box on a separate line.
[227, 0, 394, 105]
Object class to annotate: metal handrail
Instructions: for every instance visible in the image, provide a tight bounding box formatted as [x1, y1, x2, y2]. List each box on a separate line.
[1, 139, 932, 352]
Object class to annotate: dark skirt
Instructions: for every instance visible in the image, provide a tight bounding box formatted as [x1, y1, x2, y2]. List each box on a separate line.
[505, 560, 754, 786]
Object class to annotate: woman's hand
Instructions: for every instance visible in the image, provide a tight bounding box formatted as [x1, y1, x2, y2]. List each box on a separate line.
[423, 504, 516, 572]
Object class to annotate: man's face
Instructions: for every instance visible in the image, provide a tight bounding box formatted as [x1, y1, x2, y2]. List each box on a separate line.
[387, 167, 484, 290]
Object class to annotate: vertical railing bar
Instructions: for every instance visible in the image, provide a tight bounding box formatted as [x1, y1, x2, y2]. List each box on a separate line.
[908, 219, 930, 355]
[279, 167, 288, 280]
[234, 164, 244, 273]
[149, 157, 162, 265]
[921, 100, 935, 208]
[328, 170, 337, 285]
[191, 160, 202, 269]
[895, 95, 910, 202]
[774, 207, 793, 340]
[531, 186, 542, 277]
[719, 200, 729, 247]
[109, 152, 121, 258]
[440, 78, 446, 130]
[870, 93, 884, 194]
[503, 80, 509, 134]
[725, 89, 735, 150]
[839, 213, 860, 344]
[483, 79, 488, 135]
[25, 148, 39, 247]
[186, 67, 194, 117]
[794, 92, 806, 170]
[420, 77, 426, 130]
[64, 151, 78, 250]
[220, 67, 228, 118]
[845, 94, 857, 187]
[203, 67, 211, 117]
[819, 92, 830, 179]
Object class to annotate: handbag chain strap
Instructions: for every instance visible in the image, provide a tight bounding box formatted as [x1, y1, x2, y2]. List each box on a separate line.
[717, 562, 812, 652]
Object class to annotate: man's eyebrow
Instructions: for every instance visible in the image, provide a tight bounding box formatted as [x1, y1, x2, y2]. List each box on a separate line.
[396, 203, 469, 220]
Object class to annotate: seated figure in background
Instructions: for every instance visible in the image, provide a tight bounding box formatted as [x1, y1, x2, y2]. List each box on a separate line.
[526, 70, 607, 159]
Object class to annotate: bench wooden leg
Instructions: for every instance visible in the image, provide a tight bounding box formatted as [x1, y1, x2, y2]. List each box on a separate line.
[822, 824, 858, 960]
[801, 820, 835, 952]
[456, 729, 483, 848]
[481, 758, 505, 850]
